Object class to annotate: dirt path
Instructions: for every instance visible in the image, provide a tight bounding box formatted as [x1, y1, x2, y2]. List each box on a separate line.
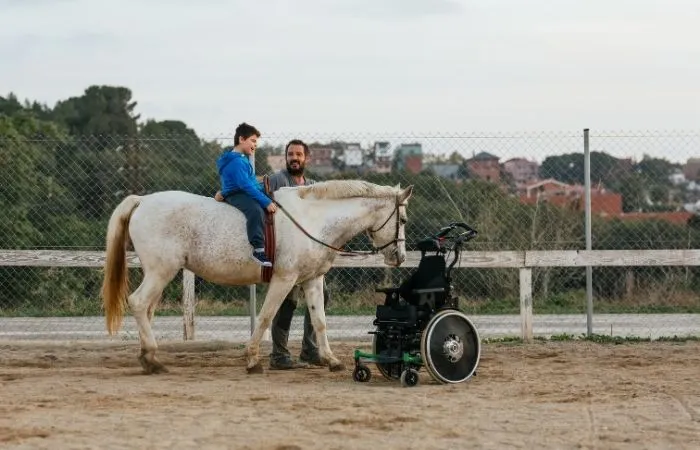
[1, 340, 699, 449]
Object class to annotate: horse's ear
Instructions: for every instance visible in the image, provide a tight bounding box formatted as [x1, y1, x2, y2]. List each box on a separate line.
[394, 183, 401, 189]
[400, 185, 414, 202]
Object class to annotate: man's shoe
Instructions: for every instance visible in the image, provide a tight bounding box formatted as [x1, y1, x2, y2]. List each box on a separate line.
[269, 356, 309, 370]
[251, 250, 272, 267]
[299, 352, 323, 366]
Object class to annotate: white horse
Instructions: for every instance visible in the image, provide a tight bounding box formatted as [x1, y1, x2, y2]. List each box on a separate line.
[101, 179, 414, 374]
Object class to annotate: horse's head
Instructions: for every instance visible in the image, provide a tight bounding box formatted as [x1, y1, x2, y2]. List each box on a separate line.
[366, 184, 414, 267]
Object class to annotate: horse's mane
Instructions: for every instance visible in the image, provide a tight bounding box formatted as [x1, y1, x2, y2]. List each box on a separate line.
[295, 179, 398, 200]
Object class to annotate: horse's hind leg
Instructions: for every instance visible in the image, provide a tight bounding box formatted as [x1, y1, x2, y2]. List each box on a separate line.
[300, 275, 344, 372]
[130, 267, 179, 374]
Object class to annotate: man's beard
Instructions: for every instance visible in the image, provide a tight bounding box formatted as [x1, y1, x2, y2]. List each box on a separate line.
[286, 161, 305, 176]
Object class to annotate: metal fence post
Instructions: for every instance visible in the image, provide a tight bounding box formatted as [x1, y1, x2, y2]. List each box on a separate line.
[584, 128, 593, 336]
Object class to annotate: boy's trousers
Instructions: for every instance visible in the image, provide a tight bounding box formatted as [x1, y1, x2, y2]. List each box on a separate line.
[225, 192, 265, 250]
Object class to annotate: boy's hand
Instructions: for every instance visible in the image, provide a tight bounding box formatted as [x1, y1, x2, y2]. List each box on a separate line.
[266, 203, 277, 213]
[214, 191, 224, 202]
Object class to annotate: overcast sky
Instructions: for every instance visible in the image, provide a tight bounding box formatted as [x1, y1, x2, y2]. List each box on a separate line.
[1, 0, 699, 162]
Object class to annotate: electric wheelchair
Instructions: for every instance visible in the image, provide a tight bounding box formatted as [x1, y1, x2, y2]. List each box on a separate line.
[352, 222, 481, 387]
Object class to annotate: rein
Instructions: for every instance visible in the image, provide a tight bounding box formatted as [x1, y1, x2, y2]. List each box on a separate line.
[269, 194, 404, 257]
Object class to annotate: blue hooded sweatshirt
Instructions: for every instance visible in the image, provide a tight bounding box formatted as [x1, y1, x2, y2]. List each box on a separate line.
[216, 150, 272, 208]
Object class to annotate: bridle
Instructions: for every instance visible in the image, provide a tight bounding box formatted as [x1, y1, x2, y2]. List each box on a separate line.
[270, 194, 405, 257]
[366, 195, 406, 252]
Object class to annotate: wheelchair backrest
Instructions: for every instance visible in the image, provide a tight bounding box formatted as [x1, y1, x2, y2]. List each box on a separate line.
[399, 255, 448, 300]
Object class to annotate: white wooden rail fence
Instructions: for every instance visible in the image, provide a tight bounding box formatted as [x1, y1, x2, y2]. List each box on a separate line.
[1, 249, 699, 342]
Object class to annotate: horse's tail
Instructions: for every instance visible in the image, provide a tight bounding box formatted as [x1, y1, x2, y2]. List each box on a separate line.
[102, 194, 141, 335]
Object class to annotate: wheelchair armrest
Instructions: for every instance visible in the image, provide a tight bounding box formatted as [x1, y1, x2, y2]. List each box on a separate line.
[375, 287, 400, 294]
[411, 287, 445, 294]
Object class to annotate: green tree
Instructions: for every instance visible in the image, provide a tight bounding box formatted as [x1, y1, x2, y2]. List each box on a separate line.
[539, 151, 629, 185]
[43, 86, 142, 219]
[0, 112, 58, 248]
[0, 110, 104, 310]
[0, 93, 25, 117]
[51, 85, 139, 139]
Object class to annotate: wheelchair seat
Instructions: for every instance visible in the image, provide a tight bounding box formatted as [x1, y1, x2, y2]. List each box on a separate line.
[374, 254, 450, 327]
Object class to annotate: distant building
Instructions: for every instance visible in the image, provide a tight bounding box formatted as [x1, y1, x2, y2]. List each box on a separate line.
[521, 178, 569, 198]
[308, 145, 335, 175]
[266, 155, 286, 172]
[684, 158, 700, 181]
[394, 143, 423, 174]
[430, 164, 462, 181]
[466, 151, 500, 183]
[372, 141, 392, 173]
[344, 142, 363, 167]
[669, 170, 686, 186]
[503, 157, 539, 187]
[519, 178, 622, 216]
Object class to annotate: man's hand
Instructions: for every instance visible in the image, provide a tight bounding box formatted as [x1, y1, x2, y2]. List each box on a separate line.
[266, 203, 277, 213]
[214, 191, 224, 202]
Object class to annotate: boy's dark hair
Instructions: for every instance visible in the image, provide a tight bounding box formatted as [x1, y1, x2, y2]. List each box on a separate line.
[285, 139, 309, 157]
[234, 122, 261, 145]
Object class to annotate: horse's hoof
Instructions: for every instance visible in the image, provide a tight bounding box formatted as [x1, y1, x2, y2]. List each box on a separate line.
[140, 362, 169, 375]
[246, 363, 264, 374]
[151, 364, 169, 374]
[138, 356, 154, 374]
[138, 354, 168, 375]
[329, 362, 345, 372]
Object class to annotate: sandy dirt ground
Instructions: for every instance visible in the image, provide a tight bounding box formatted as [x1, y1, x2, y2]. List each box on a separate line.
[1, 339, 699, 449]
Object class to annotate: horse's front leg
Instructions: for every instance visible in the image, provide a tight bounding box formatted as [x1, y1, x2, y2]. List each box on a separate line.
[246, 274, 297, 374]
[301, 275, 344, 372]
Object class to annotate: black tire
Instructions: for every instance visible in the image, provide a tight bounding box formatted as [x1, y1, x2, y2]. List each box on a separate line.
[353, 365, 371, 383]
[420, 310, 481, 384]
[400, 368, 419, 387]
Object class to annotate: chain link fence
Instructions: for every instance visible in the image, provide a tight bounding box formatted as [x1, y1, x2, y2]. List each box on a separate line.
[1, 130, 699, 342]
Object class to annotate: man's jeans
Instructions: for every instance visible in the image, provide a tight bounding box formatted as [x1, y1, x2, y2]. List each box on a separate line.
[270, 280, 330, 361]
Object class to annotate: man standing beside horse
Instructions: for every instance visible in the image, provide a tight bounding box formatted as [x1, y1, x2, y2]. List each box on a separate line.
[216, 139, 329, 370]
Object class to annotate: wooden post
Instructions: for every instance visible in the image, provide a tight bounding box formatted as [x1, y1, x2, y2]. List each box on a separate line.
[182, 269, 196, 340]
[519, 268, 533, 343]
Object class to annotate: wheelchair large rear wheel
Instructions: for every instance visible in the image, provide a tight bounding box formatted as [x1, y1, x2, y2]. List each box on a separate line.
[420, 310, 480, 384]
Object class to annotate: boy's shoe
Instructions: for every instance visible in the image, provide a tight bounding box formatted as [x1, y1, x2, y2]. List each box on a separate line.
[251, 250, 272, 267]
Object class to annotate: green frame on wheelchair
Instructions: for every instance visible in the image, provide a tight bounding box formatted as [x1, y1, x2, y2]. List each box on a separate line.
[353, 348, 423, 367]
[352, 349, 423, 387]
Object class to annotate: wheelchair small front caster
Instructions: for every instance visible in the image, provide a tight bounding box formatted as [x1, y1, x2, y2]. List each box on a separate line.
[400, 368, 419, 387]
[353, 364, 371, 383]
